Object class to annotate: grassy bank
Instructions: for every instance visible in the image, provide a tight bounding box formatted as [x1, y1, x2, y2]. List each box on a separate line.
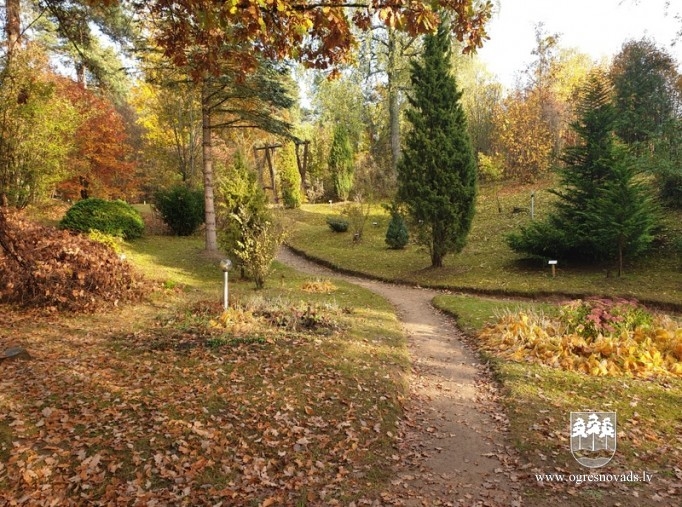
[282, 181, 682, 308]
[433, 294, 682, 506]
[0, 235, 409, 505]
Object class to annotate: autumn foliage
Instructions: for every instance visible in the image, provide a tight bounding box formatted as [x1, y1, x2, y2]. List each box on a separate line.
[144, 0, 492, 78]
[479, 299, 682, 377]
[0, 209, 144, 311]
[57, 82, 137, 201]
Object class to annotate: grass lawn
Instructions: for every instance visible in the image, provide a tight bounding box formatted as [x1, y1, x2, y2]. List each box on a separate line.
[282, 182, 681, 504]
[434, 295, 682, 506]
[282, 181, 682, 308]
[0, 235, 409, 505]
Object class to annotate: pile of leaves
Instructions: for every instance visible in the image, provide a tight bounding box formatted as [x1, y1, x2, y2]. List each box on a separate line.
[479, 298, 682, 377]
[0, 208, 145, 311]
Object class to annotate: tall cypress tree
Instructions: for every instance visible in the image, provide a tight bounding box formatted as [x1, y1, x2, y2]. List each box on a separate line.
[328, 124, 354, 201]
[397, 22, 477, 268]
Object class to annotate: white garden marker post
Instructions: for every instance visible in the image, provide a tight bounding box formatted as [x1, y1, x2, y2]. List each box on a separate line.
[548, 260, 557, 277]
[220, 259, 233, 309]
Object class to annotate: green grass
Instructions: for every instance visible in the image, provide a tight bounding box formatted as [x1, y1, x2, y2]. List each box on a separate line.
[282, 181, 682, 307]
[435, 293, 682, 506]
[122, 235, 223, 290]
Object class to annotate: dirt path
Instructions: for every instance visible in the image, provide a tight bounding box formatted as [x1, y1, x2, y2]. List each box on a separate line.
[278, 248, 523, 506]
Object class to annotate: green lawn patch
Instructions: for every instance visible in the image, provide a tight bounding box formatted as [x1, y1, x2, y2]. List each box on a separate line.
[282, 181, 682, 308]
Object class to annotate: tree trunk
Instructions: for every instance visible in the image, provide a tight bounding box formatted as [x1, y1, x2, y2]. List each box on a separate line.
[76, 62, 87, 88]
[431, 225, 445, 268]
[201, 83, 218, 253]
[5, 0, 20, 54]
[431, 249, 444, 268]
[387, 27, 401, 174]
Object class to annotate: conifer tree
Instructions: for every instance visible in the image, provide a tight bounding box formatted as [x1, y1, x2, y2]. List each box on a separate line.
[328, 124, 354, 201]
[584, 162, 656, 276]
[397, 21, 477, 267]
[508, 71, 658, 273]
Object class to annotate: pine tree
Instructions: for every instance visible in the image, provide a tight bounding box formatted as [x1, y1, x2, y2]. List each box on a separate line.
[397, 22, 477, 267]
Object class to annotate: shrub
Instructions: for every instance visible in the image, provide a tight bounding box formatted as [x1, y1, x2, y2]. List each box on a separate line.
[558, 298, 653, 341]
[385, 207, 409, 249]
[217, 152, 271, 279]
[230, 206, 285, 289]
[326, 217, 349, 232]
[477, 152, 504, 182]
[59, 198, 144, 239]
[87, 229, 123, 254]
[342, 201, 370, 241]
[153, 185, 205, 236]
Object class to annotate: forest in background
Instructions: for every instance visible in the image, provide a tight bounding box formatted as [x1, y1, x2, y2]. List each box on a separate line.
[0, 1, 679, 210]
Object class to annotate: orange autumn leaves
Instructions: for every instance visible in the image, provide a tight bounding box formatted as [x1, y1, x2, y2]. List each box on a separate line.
[144, 0, 492, 78]
[56, 81, 137, 201]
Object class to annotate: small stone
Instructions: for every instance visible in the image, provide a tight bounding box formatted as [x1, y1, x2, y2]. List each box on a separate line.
[1, 346, 31, 362]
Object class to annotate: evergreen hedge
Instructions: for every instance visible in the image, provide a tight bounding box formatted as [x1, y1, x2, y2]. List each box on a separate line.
[153, 185, 205, 236]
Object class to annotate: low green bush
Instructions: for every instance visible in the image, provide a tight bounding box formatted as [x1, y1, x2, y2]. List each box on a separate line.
[60, 198, 144, 239]
[385, 211, 409, 249]
[326, 216, 349, 232]
[153, 185, 205, 236]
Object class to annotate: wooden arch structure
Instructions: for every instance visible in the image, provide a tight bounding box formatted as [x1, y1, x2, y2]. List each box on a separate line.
[253, 139, 310, 203]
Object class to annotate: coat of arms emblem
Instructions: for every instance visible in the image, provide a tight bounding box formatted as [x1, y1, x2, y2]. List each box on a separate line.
[570, 411, 617, 468]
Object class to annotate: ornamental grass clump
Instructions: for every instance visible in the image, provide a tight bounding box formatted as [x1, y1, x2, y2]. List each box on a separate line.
[479, 298, 682, 377]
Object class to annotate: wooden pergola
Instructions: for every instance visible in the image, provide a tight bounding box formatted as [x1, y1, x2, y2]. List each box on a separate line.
[253, 139, 310, 203]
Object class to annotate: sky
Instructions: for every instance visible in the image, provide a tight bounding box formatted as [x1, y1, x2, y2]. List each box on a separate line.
[476, 0, 682, 90]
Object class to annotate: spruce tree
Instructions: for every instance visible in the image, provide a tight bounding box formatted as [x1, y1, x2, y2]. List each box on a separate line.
[396, 22, 477, 268]
[552, 71, 620, 255]
[583, 161, 656, 276]
[508, 71, 658, 273]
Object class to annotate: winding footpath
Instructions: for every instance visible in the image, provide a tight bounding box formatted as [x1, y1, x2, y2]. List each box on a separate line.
[278, 247, 524, 506]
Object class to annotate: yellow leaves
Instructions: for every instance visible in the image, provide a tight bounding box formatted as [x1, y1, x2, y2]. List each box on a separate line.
[478, 307, 682, 378]
[301, 279, 336, 294]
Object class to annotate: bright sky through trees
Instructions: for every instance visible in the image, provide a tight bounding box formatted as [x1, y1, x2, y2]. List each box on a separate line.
[478, 0, 682, 90]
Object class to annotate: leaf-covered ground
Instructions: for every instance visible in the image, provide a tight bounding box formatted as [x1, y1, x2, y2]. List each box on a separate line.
[0, 264, 409, 505]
